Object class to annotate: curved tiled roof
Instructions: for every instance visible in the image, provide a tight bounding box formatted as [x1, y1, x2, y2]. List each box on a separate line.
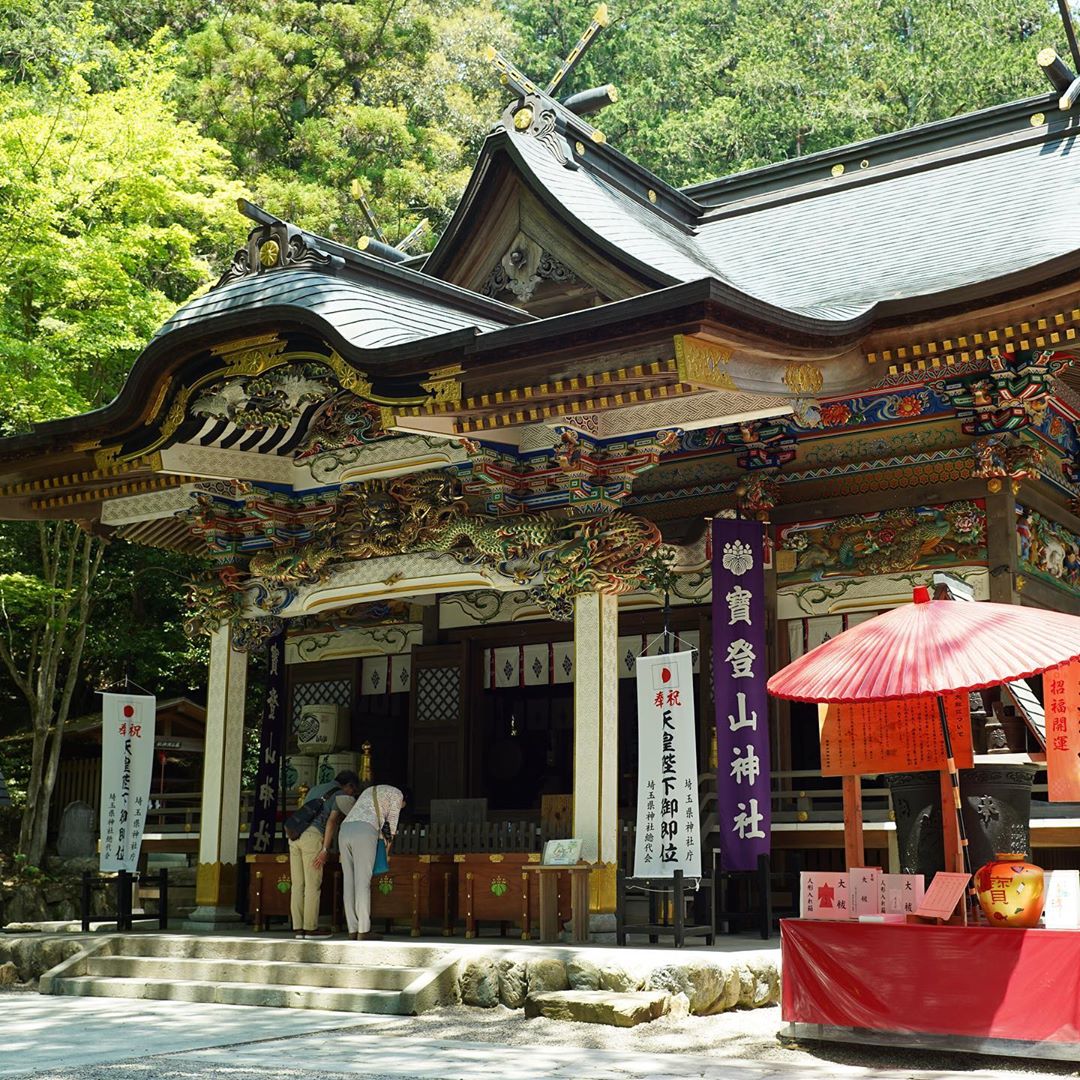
[428, 92, 1080, 326]
[155, 265, 518, 350]
[693, 107, 1080, 319]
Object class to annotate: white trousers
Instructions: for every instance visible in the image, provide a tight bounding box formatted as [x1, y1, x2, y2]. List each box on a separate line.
[339, 820, 379, 935]
[287, 825, 324, 932]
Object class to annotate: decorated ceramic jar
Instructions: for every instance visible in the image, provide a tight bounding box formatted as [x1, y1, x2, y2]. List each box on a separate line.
[974, 853, 1045, 928]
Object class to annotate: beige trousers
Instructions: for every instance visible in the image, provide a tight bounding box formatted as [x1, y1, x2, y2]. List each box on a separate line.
[287, 825, 324, 931]
[339, 820, 379, 935]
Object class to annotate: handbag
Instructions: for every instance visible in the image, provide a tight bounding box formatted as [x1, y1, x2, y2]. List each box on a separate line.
[283, 786, 338, 842]
[372, 838, 390, 875]
[371, 786, 390, 875]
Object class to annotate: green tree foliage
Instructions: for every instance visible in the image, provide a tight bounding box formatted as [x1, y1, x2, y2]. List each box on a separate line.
[498, 0, 1061, 184]
[0, 522, 105, 862]
[0, 40, 243, 427]
[171, 0, 517, 242]
[0, 26, 240, 860]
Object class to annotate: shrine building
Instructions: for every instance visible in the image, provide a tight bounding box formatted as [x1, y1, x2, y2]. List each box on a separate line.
[1, 47, 1078, 925]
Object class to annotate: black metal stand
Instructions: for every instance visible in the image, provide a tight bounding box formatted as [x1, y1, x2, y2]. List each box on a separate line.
[80, 868, 169, 932]
[715, 852, 773, 939]
[616, 865, 716, 947]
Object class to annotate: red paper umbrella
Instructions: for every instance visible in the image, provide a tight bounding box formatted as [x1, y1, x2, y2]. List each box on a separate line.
[767, 586, 1080, 886]
[767, 588, 1080, 703]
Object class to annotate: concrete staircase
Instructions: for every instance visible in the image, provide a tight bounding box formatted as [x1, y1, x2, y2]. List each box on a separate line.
[40, 934, 460, 1014]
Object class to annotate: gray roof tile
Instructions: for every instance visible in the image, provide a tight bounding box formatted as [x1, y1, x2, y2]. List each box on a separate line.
[156, 267, 511, 349]
[485, 102, 1080, 322]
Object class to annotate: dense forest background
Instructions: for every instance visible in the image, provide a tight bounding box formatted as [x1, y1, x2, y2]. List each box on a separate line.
[0, 0, 1065, 842]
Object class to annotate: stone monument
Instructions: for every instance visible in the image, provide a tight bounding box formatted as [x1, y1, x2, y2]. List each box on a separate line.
[56, 800, 97, 858]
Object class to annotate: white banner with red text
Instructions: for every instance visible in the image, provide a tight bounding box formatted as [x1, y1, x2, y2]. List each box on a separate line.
[633, 651, 702, 878]
[99, 693, 156, 872]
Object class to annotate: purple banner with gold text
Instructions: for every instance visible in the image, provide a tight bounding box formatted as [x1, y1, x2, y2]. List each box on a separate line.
[712, 518, 771, 871]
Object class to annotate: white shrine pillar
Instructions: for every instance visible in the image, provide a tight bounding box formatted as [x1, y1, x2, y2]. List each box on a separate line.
[190, 625, 248, 924]
[572, 590, 619, 914]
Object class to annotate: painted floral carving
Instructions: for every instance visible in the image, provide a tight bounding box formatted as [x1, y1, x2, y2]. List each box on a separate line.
[820, 403, 853, 427]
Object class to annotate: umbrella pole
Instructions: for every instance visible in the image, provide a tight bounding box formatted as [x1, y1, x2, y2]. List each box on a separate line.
[936, 695, 971, 879]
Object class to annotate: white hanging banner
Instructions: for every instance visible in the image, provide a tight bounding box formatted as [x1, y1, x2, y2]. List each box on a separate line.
[633, 651, 701, 878]
[99, 693, 156, 872]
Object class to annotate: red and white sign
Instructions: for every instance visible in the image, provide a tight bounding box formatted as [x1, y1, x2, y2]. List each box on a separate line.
[849, 867, 882, 916]
[99, 693, 156, 872]
[799, 871, 850, 919]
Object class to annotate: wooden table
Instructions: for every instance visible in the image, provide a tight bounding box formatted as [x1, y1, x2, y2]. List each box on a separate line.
[524, 862, 591, 943]
[782, 918, 1080, 1060]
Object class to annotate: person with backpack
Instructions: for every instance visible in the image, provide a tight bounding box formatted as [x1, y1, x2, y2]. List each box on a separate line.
[286, 769, 360, 938]
[335, 782, 407, 940]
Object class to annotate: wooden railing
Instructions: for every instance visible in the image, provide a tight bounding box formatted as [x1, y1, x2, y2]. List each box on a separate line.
[120, 769, 1074, 853]
[391, 820, 543, 854]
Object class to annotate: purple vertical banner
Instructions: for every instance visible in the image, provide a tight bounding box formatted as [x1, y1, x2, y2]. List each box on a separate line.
[246, 632, 286, 854]
[712, 518, 771, 871]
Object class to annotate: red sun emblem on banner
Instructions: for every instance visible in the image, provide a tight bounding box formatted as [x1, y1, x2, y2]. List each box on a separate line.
[661, 667, 671, 683]
[123, 705, 135, 718]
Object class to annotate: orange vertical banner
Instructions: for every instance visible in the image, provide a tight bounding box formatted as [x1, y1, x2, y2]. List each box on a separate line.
[1046, 659, 1080, 802]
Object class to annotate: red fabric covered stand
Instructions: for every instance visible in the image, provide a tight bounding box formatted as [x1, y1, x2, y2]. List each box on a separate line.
[782, 919, 1080, 1061]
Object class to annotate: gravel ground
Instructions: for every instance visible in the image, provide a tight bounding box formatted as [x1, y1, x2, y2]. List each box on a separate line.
[361, 1005, 1080, 1076]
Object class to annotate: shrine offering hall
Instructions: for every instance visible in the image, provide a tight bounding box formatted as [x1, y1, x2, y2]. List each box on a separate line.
[2, 61, 1080, 927]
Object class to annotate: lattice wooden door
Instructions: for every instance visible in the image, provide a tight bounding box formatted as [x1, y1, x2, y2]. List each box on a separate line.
[409, 644, 468, 813]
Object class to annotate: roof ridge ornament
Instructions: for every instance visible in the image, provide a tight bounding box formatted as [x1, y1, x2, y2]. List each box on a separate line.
[485, 4, 615, 159]
[214, 199, 344, 289]
[1038, 0, 1080, 111]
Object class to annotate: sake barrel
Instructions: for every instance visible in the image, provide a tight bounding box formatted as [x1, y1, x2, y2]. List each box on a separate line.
[294, 704, 347, 754]
[284, 754, 317, 795]
[316, 751, 361, 786]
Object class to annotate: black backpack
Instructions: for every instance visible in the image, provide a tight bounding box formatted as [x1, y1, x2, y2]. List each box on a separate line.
[283, 785, 339, 842]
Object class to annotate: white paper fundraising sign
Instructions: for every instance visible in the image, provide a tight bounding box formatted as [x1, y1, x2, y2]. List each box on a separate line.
[99, 693, 156, 872]
[634, 651, 701, 878]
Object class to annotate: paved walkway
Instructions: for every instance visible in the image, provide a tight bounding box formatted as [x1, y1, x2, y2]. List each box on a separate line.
[6, 995, 1080, 1080]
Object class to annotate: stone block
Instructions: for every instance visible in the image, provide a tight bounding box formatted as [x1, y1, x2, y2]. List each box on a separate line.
[647, 961, 732, 1015]
[738, 958, 781, 1008]
[2, 936, 78, 983]
[598, 963, 644, 992]
[666, 991, 690, 1019]
[566, 956, 601, 990]
[0, 962, 17, 986]
[6, 884, 48, 924]
[526, 956, 568, 993]
[497, 956, 528, 1008]
[56, 801, 96, 858]
[718, 966, 742, 1012]
[460, 956, 500, 1008]
[524, 989, 669, 1027]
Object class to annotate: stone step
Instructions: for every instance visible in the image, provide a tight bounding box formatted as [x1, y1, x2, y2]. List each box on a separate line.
[111, 934, 451, 968]
[51, 975, 412, 1014]
[524, 989, 673, 1027]
[86, 955, 426, 991]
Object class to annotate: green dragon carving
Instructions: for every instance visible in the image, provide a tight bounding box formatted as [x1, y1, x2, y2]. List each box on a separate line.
[428, 514, 566, 562]
[248, 542, 337, 584]
[188, 475, 665, 627]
